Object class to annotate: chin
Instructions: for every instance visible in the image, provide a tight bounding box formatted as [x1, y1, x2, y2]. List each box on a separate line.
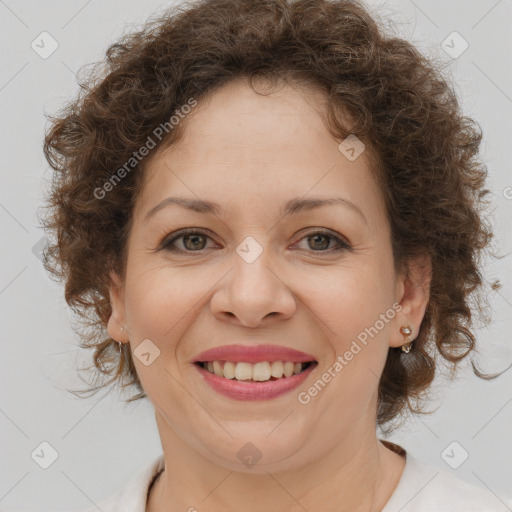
[196, 432, 312, 474]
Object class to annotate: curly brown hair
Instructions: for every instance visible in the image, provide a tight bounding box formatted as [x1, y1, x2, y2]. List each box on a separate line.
[41, 0, 504, 429]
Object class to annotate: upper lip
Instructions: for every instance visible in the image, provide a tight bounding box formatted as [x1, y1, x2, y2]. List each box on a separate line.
[193, 344, 316, 363]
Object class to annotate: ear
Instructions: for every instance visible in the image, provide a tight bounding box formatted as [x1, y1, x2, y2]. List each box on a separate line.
[106, 271, 129, 343]
[389, 254, 432, 348]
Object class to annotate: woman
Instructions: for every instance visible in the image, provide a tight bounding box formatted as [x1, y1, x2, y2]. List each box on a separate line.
[41, 0, 511, 510]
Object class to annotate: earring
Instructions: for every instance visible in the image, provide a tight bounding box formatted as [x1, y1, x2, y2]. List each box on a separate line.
[400, 325, 413, 353]
[118, 327, 126, 356]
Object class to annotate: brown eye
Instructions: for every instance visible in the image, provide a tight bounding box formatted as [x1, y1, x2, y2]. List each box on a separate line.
[307, 233, 331, 250]
[182, 233, 208, 251]
[161, 229, 216, 253]
[294, 230, 352, 253]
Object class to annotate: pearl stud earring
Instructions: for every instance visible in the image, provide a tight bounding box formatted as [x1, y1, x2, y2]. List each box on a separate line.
[400, 325, 413, 353]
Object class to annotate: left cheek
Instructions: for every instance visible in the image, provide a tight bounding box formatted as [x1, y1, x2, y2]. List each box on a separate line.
[324, 279, 392, 346]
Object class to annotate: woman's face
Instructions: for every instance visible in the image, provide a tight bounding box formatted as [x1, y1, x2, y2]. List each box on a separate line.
[108, 78, 425, 472]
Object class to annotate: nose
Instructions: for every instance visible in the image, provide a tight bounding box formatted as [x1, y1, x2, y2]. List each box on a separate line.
[210, 250, 296, 328]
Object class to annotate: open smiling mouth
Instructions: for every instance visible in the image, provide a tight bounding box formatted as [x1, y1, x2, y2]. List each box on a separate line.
[192, 345, 319, 400]
[195, 360, 317, 382]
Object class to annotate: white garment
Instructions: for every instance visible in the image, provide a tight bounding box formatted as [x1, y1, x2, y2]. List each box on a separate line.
[380, 450, 512, 512]
[81, 445, 512, 512]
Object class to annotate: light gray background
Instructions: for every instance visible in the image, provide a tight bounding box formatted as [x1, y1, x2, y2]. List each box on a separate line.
[1, 0, 511, 510]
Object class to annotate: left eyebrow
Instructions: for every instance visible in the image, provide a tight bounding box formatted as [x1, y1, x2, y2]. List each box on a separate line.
[280, 196, 367, 225]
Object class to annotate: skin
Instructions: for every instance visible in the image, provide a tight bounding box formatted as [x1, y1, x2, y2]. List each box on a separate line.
[107, 77, 431, 512]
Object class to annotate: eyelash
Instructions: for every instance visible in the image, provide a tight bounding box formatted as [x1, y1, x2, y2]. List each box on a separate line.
[160, 228, 352, 255]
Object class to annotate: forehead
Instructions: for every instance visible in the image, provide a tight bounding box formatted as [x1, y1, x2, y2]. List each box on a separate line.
[171, 78, 335, 159]
[134, 78, 384, 226]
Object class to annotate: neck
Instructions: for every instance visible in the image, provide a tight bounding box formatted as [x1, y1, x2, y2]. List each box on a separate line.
[147, 412, 405, 512]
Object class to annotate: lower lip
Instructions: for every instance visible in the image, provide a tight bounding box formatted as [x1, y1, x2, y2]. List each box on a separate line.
[195, 363, 317, 401]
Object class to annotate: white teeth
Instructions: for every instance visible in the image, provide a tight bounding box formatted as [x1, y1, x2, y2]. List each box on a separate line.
[234, 362, 253, 381]
[270, 360, 284, 378]
[223, 361, 236, 379]
[213, 360, 224, 377]
[253, 362, 272, 381]
[283, 361, 295, 378]
[202, 360, 311, 381]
